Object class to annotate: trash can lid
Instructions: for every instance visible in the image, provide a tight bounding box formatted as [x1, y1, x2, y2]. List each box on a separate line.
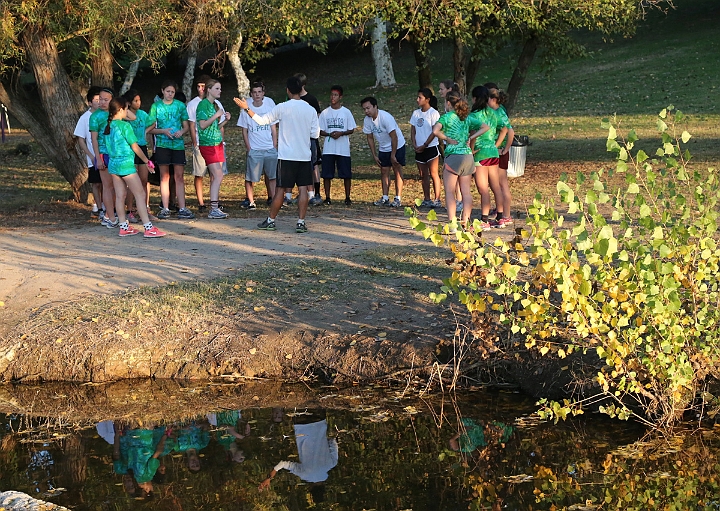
[512, 135, 530, 147]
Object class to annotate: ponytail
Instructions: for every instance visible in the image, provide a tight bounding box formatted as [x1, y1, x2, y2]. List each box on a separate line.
[470, 86, 489, 112]
[446, 91, 469, 121]
[104, 97, 129, 135]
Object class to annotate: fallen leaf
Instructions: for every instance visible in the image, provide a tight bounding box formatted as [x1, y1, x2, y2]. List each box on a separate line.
[285, 353, 293, 359]
[378, 332, 387, 338]
[0, 301, 5, 307]
[97, 283, 106, 287]
[249, 348, 257, 355]
[350, 340, 357, 346]
[254, 306, 266, 312]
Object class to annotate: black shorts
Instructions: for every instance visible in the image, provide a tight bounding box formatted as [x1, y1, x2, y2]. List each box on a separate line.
[499, 151, 510, 170]
[311, 138, 322, 166]
[87, 166, 101, 184]
[154, 147, 186, 166]
[321, 154, 352, 179]
[415, 145, 440, 164]
[277, 159, 313, 189]
[133, 145, 149, 165]
[378, 145, 406, 167]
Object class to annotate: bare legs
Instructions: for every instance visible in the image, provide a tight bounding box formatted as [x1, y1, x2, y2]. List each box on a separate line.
[160, 164, 186, 210]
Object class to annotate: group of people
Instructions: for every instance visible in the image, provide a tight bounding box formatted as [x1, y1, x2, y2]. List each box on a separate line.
[74, 74, 516, 236]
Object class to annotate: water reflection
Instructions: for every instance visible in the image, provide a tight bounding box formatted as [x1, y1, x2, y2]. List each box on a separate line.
[1, 384, 715, 510]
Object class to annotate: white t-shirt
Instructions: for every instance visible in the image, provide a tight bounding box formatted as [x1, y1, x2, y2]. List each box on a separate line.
[73, 109, 95, 167]
[409, 107, 440, 148]
[252, 99, 320, 161]
[236, 97, 277, 151]
[318, 105, 356, 157]
[187, 96, 226, 144]
[273, 420, 338, 483]
[362, 109, 405, 152]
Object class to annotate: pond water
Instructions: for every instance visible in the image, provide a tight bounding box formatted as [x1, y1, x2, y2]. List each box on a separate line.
[0, 382, 717, 510]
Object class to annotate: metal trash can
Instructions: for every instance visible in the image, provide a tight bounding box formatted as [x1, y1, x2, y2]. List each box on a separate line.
[507, 135, 530, 178]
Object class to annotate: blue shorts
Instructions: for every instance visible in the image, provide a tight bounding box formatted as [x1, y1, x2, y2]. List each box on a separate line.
[321, 154, 352, 179]
[378, 145, 406, 168]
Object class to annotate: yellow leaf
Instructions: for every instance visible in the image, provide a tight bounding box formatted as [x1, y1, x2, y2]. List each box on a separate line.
[234, 284, 240, 290]
[91, 317, 98, 322]
[378, 332, 387, 338]
[254, 306, 266, 312]
[285, 353, 293, 359]
[246, 287, 254, 293]
[540, 346, 550, 356]
[0, 301, 4, 307]
[56, 338, 63, 343]
[319, 280, 327, 283]
[249, 348, 257, 355]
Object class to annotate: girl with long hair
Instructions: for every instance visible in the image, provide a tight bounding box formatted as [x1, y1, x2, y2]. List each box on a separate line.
[469, 86, 501, 230]
[409, 88, 441, 208]
[104, 97, 166, 238]
[486, 85, 515, 226]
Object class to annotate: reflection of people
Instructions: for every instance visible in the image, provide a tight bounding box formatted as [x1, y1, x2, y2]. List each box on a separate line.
[207, 410, 250, 463]
[173, 420, 210, 472]
[259, 410, 338, 503]
[113, 423, 172, 498]
[449, 418, 513, 453]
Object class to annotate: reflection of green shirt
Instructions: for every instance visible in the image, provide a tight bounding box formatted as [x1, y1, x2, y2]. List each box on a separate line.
[437, 112, 472, 156]
[127, 109, 149, 146]
[468, 108, 498, 162]
[196, 99, 223, 147]
[493, 106, 512, 149]
[113, 429, 161, 483]
[458, 419, 513, 452]
[89, 110, 110, 155]
[106, 120, 137, 175]
[174, 424, 210, 453]
[148, 100, 188, 150]
[215, 410, 240, 450]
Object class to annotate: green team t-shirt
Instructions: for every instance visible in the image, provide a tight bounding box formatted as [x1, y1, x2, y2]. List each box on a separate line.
[437, 112, 472, 156]
[494, 105, 512, 149]
[127, 109, 149, 146]
[106, 120, 138, 175]
[148, 99, 188, 150]
[196, 99, 223, 147]
[112, 428, 161, 484]
[468, 108, 499, 162]
[89, 110, 110, 155]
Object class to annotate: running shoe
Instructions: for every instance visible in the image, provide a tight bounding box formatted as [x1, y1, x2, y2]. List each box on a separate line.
[373, 197, 390, 206]
[488, 208, 497, 219]
[323, 198, 332, 205]
[208, 208, 229, 219]
[91, 208, 100, 218]
[283, 197, 292, 207]
[98, 210, 106, 222]
[143, 226, 166, 238]
[456, 202, 463, 213]
[296, 222, 308, 234]
[105, 218, 119, 229]
[157, 208, 172, 219]
[119, 225, 140, 237]
[128, 212, 139, 224]
[390, 198, 402, 208]
[290, 197, 299, 205]
[309, 196, 323, 206]
[431, 199, 443, 209]
[478, 221, 492, 231]
[498, 217, 514, 227]
[257, 218, 276, 231]
[419, 199, 433, 208]
[177, 207, 195, 219]
[247, 202, 257, 210]
[345, 198, 352, 206]
[239, 199, 251, 209]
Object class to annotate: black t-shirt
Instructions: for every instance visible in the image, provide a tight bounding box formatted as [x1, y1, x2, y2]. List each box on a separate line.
[301, 92, 321, 114]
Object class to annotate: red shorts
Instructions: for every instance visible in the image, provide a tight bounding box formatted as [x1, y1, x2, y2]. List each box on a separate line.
[499, 151, 510, 170]
[199, 144, 225, 165]
[478, 157, 500, 167]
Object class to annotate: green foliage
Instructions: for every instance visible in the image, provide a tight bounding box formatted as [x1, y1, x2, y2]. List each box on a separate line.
[411, 107, 720, 427]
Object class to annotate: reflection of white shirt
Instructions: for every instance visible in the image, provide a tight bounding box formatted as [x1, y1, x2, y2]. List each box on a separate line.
[96, 420, 115, 444]
[362, 110, 405, 152]
[252, 99, 320, 161]
[319, 106, 356, 157]
[237, 97, 277, 151]
[409, 107, 440, 148]
[273, 420, 338, 483]
[73, 109, 95, 167]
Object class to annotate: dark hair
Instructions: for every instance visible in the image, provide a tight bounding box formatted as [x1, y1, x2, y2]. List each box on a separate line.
[196, 75, 212, 86]
[86, 86, 102, 103]
[430, 95, 438, 110]
[286, 76, 302, 95]
[440, 80, 459, 93]
[250, 79, 265, 91]
[330, 84, 343, 96]
[104, 97, 129, 135]
[418, 88, 437, 110]
[160, 80, 178, 92]
[470, 85, 489, 112]
[359, 96, 377, 107]
[175, 90, 187, 103]
[100, 87, 115, 97]
[122, 89, 141, 105]
[445, 91, 469, 120]
[293, 73, 307, 87]
[496, 89, 509, 106]
[483, 82, 499, 91]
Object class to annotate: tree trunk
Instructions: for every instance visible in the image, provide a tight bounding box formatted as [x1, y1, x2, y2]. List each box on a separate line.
[182, 5, 204, 101]
[119, 59, 141, 96]
[466, 55, 482, 93]
[506, 36, 539, 116]
[452, 37, 467, 95]
[90, 36, 114, 88]
[409, 37, 432, 89]
[371, 17, 396, 87]
[228, 31, 250, 98]
[4, 27, 90, 202]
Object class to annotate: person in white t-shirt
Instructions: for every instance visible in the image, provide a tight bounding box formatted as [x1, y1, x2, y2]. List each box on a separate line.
[234, 76, 320, 233]
[74, 86, 103, 216]
[361, 96, 406, 208]
[319, 85, 356, 205]
[236, 80, 278, 210]
[409, 88, 441, 208]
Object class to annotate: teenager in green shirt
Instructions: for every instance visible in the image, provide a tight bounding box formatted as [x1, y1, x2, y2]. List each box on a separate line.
[486, 84, 515, 227]
[122, 89, 153, 223]
[104, 97, 166, 238]
[469, 86, 501, 231]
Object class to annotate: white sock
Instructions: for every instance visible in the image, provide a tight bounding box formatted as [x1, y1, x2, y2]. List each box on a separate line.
[285, 192, 292, 200]
[395, 196, 401, 201]
[297, 218, 305, 224]
[268, 216, 275, 222]
[144, 222, 153, 230]
[308, 191, 315, 199]
[382, 195, 389, 201]
[92, 203, 98, 212]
